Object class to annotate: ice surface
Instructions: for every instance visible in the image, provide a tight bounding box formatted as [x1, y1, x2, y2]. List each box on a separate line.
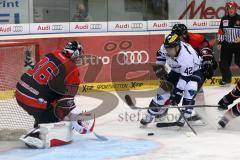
[0, 136, 159, 160]
[1, 86, 240, 160]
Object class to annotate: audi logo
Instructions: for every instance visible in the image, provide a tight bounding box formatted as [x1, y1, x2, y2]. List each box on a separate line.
[209, 21, 220, 27]
[131, 23, 143, 29]
[90, 24, 102, 29]
[12, 26, 23, 32]
[116, 50, 149, 65]
[51, 25, 64, 31]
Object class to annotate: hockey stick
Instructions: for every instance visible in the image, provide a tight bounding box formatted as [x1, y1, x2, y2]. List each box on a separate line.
[177, 108, 197, 135]
[156, 78, 208, 129]
[124, 94, 218, 109]
[93, 132, 108, 141]
[124, 86, 203, 135]
[90, 115, 108, 141]
[173, 79, 207, 135]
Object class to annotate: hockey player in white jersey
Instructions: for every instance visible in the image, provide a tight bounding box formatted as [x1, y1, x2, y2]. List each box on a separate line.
[140, 33, 203, 126]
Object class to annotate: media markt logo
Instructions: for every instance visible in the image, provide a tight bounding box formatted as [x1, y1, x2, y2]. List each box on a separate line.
[179, 0, 226, 19]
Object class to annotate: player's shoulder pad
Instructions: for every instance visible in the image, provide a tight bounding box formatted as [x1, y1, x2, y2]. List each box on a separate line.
[156, 44, 167, 57]
[181, 41, 197, 54]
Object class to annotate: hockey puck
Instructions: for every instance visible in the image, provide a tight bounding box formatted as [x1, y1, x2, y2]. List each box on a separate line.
[148, 132, 154, 136]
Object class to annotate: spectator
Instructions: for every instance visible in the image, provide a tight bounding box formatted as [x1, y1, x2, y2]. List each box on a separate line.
[71, 3, 92, 22]
[218, 1, 240, 86]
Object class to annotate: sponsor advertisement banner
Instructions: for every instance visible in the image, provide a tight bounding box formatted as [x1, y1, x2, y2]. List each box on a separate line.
[169, 0, 227, 20]
[204, 77, 240, 86]
[108, 21, 147, 32]
[148, 19, 220, 31]
[0, 0, 30, 24]
[148, 20, 186, 31]
[70, 22, 107, 33]
[30, 23, 70, 34]
[1, 32, 239, 93]
[78, 80, 159, 93]
[79, 76, 240, 93]
[1, 76, 240, 99]
[0, 19, 220, 35]
[1, 34, 164, 83]
[187, 19, 220, 29]
[0, 23, 29, 35]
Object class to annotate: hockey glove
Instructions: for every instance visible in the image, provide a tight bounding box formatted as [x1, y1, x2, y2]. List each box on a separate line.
[152, 64, 168, 80]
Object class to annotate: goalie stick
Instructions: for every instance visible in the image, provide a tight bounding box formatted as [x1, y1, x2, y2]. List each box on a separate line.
[67, 113, 108, 141]
[93, 132, 108, 141]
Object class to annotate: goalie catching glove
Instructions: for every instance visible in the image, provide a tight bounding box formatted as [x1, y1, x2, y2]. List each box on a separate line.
[55, 97, 95, 134]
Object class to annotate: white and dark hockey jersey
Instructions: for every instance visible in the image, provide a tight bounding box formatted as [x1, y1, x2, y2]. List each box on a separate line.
[156, 41, 202, 77]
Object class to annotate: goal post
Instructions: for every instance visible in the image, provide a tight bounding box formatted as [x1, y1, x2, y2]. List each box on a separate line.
[0, 41, 40, 140]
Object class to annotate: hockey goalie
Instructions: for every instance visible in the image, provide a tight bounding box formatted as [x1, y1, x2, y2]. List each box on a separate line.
[15, 41, 95, 148]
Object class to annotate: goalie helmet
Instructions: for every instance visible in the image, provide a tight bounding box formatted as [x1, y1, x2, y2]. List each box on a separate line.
[171, 24, 188, 36]
[63, 41, 84, 59]
[164, 33, 181, 48]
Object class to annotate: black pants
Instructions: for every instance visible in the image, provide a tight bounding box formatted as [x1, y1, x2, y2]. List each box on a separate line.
[17, 100, 59, 128]
[220, 42, 240, 83]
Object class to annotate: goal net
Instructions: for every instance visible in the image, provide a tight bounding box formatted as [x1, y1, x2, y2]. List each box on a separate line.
[0, 42, 39, 140]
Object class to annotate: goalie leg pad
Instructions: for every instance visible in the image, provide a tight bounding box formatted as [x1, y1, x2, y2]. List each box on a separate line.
[20, 122, 73, 149]
[39, 121, 73, 148]
[19, 128, 44, 149]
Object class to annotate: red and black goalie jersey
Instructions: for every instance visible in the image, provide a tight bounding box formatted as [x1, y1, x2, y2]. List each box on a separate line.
[16, 50, 80, 110]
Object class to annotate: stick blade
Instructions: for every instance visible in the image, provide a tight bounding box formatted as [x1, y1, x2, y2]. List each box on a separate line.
[93, 132, 108, 141]
[125, 95, 134, 106]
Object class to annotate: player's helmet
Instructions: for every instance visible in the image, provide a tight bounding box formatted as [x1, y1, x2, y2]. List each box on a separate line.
[171, 24, 188, 36]
[164, 33, 181, 48]
[63, 41, 83, 59]
[226, 1, 238, 9]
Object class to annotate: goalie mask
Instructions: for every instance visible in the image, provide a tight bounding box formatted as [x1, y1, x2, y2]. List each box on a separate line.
[63, 41, 84, 59]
